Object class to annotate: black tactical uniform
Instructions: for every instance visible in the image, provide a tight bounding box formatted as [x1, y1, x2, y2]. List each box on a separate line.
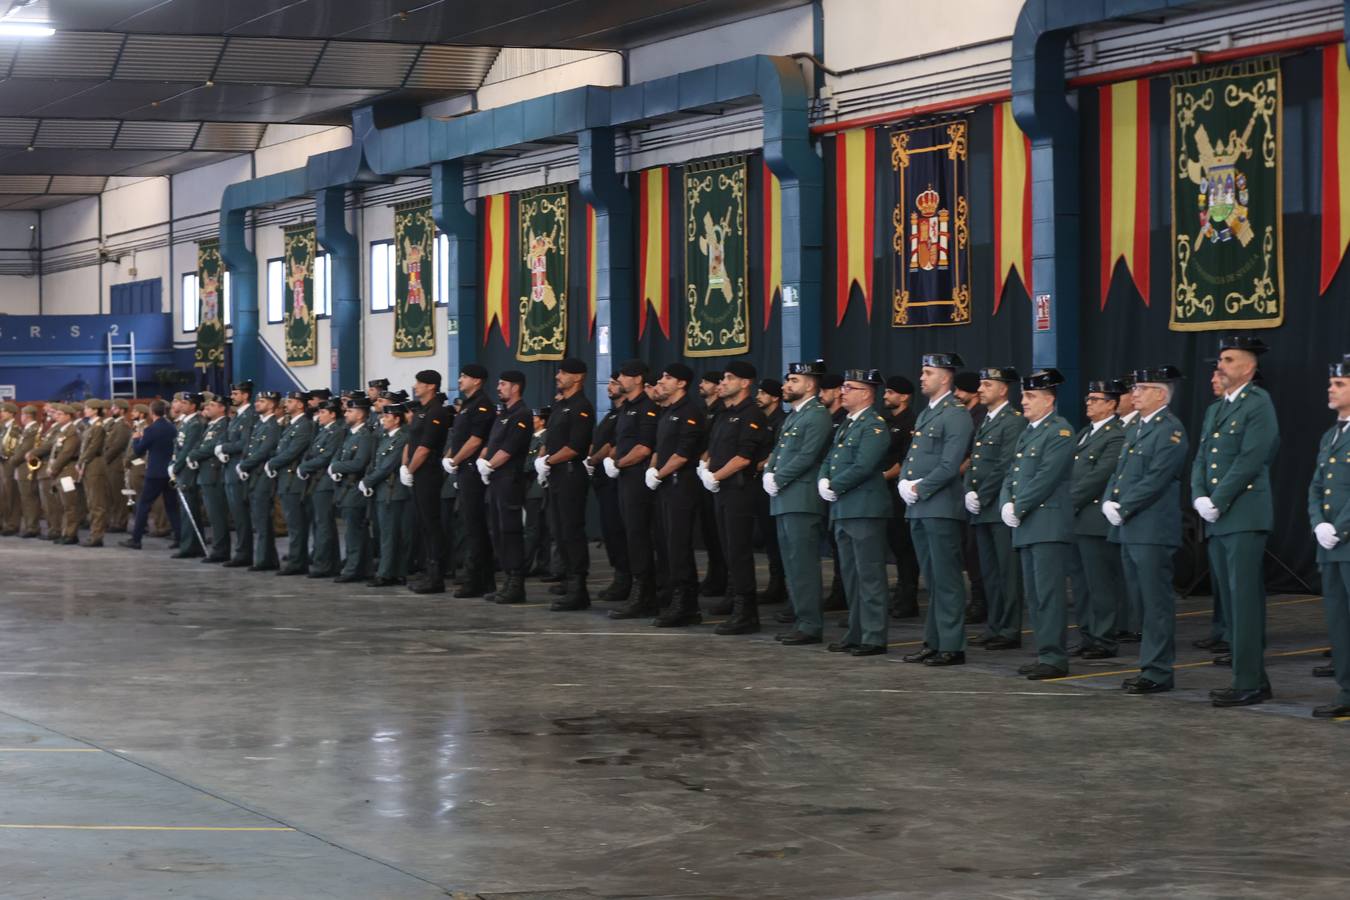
[653, 390, 706, 626]
[705, 393, 770, 632]
[450, 388, 497, 597]
[406, 390, 452, 593]
[610, 391, 660, 617]
[483, 397, 533, 603]
[544, 386, 595, 611]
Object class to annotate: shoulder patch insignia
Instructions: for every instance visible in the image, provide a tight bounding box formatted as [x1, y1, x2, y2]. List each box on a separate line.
[686, 419, 697, 426]
[749, 422, 759, 429]
[1059, 429, 1071, 437]
[432, 419, 442, 425]
[873, 428, 883, 435]
[516, 421, 527, 429]
[580, 411, 590, 417]
[1169, 433, 1181, 443]
[646, 411, 656, 417]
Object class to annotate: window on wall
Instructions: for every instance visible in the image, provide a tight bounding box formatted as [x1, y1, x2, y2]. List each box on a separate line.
[433, 232, 450, 306]
[266, 255, 331, 321]
[181, 271, 233, 332]
[370, 240, 395, 313]
[266, 258, 285, 323]
[313, 253, 332, 318]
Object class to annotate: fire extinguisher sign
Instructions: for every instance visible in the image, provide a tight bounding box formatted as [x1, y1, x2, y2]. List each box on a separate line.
[1034, 293, 1051, 332]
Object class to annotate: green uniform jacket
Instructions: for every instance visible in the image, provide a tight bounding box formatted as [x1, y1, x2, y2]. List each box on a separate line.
[999, 413, 1076, 547]
[1189, 383, 1279, 535]
[764, 395, 831, 517]
[818, 408, 892, 521]
[102, 418, 131, 468]
[367, 429, 410, 503]
[963, 405, 1026, 524]
[332, 426, 375, 509]
[220, 406, 257, 485]
[1070, 418, 1125, 537]
[269, 414, 315, 495]
[1308, 420, 1350, 563]
[901, 394, 974, 519]
[48, 424, 80, 479]
[77, 416, 106, 469]
[239, 415, 281, 475]
[298, 421, 343, 494]
[1103, 407, 1189, 548]
[187, 417, 228, 486]
[172, 413, 205, 486]
[13, 422, 39, 482]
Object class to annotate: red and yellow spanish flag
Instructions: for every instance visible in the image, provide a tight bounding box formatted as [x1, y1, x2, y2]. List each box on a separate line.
[835, 127, 875, 325]
[762, 161, 783, 329]
[1322, 44, 1350, 293]
[1099, 79, 1151, 307]
[637, 167, 670, 339]
[993, 102, 1032, 314]
[586, 203, 598, 338]
[482, 192, 510, 346]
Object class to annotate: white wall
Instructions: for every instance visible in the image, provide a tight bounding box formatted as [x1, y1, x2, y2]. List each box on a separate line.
[628, 5, 816, 83]
[0, 210, 39, 314]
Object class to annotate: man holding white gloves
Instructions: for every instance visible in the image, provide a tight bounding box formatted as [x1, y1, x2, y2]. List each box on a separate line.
[1310, 355, 1350, 718]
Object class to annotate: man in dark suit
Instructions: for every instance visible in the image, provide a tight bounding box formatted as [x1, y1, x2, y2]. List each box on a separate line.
[120, 399, 180, 549]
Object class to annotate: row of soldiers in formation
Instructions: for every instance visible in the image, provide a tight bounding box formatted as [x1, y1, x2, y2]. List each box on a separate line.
[3, 338, 1349, 716]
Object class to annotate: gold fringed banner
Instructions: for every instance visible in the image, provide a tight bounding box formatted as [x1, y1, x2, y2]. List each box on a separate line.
[282, 223, 317, 367]
[516, 185, 568, 362]
[394, 198, 436, 357]
[684, 156, 749, 357]
[194, 239, 225, 370]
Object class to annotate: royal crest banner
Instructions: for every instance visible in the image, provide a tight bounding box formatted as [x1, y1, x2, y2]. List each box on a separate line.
[1170, 58, 1283, 331]
[890, 119, 970, 327]
[516, 185, 568, 361]
[282, 223, 317, 367]
[394, 199, 436, 357]
[194, 239, 225, 370]
[683, 156, 749, 357]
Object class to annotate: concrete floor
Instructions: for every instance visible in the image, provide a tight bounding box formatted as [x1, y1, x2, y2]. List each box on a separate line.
[2, 535, 1350, 899]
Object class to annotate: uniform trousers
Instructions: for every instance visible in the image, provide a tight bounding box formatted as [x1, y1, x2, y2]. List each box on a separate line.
[200, 480, 231, 560]
[339, 501, 371, 578]
[247, 476, 279, 569]
[618, 467, 655, 579]
[659, 471, 700, 594]
[911, 516, 968, 652]
[1121, 542, 1176, 685]
[131, 476, 181, 543]
[1204, 539, 1231, 643]
[713, 479, 758, 599]
[1209, 530, 1270, 692]
[886, 494, 920, 604]
[974, 522, 1021, 640]
[177, 483, 204, 555]
[486, 471, 526, 574]
[777, 512, 824, 636]
[834, 517, 890, 648]
[1320, 561, 1350, 706]
[376, 496, 412, 580]
[107, 459, 129, 530]
[17, 477, 40, 534]
[411, 467, 446, 571]
[1074, 534, 1122, 653]
[1019, 542, 1070, 670]
[308, 489, 338, 574]
[457, 472, 493, 584]
[592, 471, 629, 577]
[81, 462, 108, 543]
[547, 462, 591, 577]
[277, 487, 307, 569]
[225, 478, 252, 563]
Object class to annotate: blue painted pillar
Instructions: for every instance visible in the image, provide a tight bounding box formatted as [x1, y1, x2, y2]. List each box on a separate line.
[579, 126, 633, 414]
[219, 204, 259, 383]
[431, 160, 476, 385]
[760, 56, 823, 366]
[316, 186, 359, 392]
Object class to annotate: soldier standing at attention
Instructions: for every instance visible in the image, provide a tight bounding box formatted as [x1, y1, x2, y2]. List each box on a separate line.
[1101, 367, 1189, 695]
[816, 372, 850, 616]
[300, 398, 345, 578]
[267, 391, 314, 575]
[589, 374, 631, 602]
[607, 361, 662, 619]
[1193, 337, 1279, 708]
[699, 361, 770, 634]
[189, 394, 231, 563]
[999, 369, 1076, 679]
[76, 399, 109, 547]
[238, 390, 282, 571]
[169, 393, 205, 559]
[1191, 362, 1231, 658]
[1108, 373, 1142, 643]
[523, 407, 551, 578]
[1309, 355, 1350, 718]
[1069, 381, 1126, 659]
[12, 405, 42, 537]
[366, 378, 389, 405]
[764, 361, 832, 645]
[963, 367, 1027, 651]
[403, 370, 453, 595]
[697, 371, 729, 599]
[754, 378, 787, 605]
[0, 402, 18, 534]
[332, 396, 376, 583]
[818, 369, 893, 655]
[538, 358, 595, 612]
[480, 371, 533, 606]
[103, 399, 132, 533]
[218, 382, 257, 568]
[360, 402, 412, 586]
[880, 376, 921, 619]
[46, 405, 81, 544]
[447, 365, 497, 599]
[648, 363, 707, 627]
[899, 353, 974, 667]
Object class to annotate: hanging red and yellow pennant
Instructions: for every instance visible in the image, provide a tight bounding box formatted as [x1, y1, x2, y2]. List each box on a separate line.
[835, 128, 875, 325]
[763, 161, 782, 329]
[993, 103, 1032, 313]
[586, 204, 598, 338]
[637, 167, 670, 339]
[1099, 79, 1151, 307]
[1322, 44, 1350, 293]
[482, 192, 510, 346]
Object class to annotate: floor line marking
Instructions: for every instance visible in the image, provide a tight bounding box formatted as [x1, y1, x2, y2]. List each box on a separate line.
[0, 824, 294, 832]
[0, 747, 101, 753]
[1042, 647, 1329, 683]
[859, 689, 1091, 696]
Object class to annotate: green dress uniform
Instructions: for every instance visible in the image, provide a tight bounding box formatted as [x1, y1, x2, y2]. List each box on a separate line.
[298, 419, 343, 576]
[48, 421, 82, 541]
[187, 415, 230, 561]
[367, 426, 411, 582]
[32, 423, 60, 537]
[103, 414, 132, 532]
[268, 412, 316, 574]
[765, 395, 832, 637]
[1309, 416, 1350, 709]
[77, 410, 109, 545]
[964, 403, 1027, 643]
[1190, 381, 1279, 695]
[0, 413, 18, 534]
[819, 405, 894, 649]
[1103, 406, 1189, 688]
[219, 403, 257, 565]
[170, 411, 206, 557]
[333, 424, 376, 581]
[902, 393, 975, 653]
[1000, 412, 1076, 671]
[1069, 417, 1126, 654]
[12, 419, 41, 536]
[239, 412, 281, 570]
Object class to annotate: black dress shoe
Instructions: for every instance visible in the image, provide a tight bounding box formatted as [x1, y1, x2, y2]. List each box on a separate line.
[307, 570, 338, 579]
[1192, 637, 1229, 651]
[1313, 664, 1335, 677]
[1208, 684, 1272, 701]
[1312, 703, 1350, 718]
[367, 577, 403, 587]
[778, 631, 822, 646]
[773, 608, 796, 624]
[277, 566, 308, 576]
[1123, 677, 1172, 694]
[1082, 646, 1117, 660]
[850, 644, 887, 657]
[333, 573, 363, 583]
[60, 537, 80, 545]
[1067, 644, 1088, 658]
[117, 538, 142, 549]
[902, 646, 937, 664]
[170, 549, 203, 559]
[1115, 631, 1142, 644]
[1025, 663, 1068, 680]
[983, 636, 1022, 651]
[81, 540, 104, 548]
[827, 641, 859, 653]
[1211, 687, 1267, 708]
[1017, 662, 1039, 675]
[1213, 653, 1232, 667]
[967, 633, 992, 647]
[248, 564, 278, 572]
[924, 651, 966, 667]
[222, 558, 253, 568]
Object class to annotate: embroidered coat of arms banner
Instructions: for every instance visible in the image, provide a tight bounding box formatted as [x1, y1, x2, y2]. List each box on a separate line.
[194, 239, 225, 370]
[516, 185, 568, 362]
[890, 120, 971, 327]
[683, 156, 749, 357]
[282, 223, 317, 367]
[394, 199, 436, 357]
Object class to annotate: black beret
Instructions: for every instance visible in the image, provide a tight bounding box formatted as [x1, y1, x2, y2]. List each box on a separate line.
[619, 359, 649, 378]
[819, 374, 844, 390]
[460, 363, 488, 380]
[559, 357, 587, 375]
[367, 378, 390, 389]
[758, 378, 783, 398]
[885, 375, 915, 394]
[500, 370, 526, 387]
[664, 363, 694, 384]
[414, 369, 442, 387]
[725, 360, 756, 380]
[701, 370, 723, 385]
[953, 371, 981, 393]
[1021, 368, 1065, 391]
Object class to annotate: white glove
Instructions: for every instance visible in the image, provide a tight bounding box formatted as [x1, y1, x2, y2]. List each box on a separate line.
[399, 467, 414, 487]
[1102, 500, 1123, 526]
[1315, 522, 1340, 550]
[644, 467, 662, 490]
[603, 457, 620, 479]
[534, 457, 551, 479]
[1193, 496, 1220, 523]
[700, 467, 720, 493]
[187, 458, 199, 470]
[817, 477, 838, 502]
[762, 472, 779, 497]
[297, 469, 309, 481]
[1000, 502, 1020, 528]
[964, 490, 981, 515]
[237, 464, 249, 482]
[476, 457, 494, 479]
[167, 468, 177, 484]
[448, 460, 459, 475]
[898, 479, 919, 505]
[359, 480, 373, 498]
[582, 458, 595, 477]
[214, 445, 228, 463]
[329, 469, 342, 483]
[441, 456, 454, 474]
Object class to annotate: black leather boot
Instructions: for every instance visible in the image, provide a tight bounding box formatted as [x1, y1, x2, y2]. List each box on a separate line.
[609, 578, 658, 619]
[493, 573, 527, 604]
[654, 588, 703, 627]
[410, 562, 445, 595]
[714, 595, 761, 635]
[596, 570, 632, 604]
[550, 574, 591, 611]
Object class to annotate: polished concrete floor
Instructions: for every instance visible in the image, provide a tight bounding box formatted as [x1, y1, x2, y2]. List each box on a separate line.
[2, 534, 1350, 899]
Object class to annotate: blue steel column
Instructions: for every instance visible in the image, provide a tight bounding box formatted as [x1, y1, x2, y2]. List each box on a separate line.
[431, 160, 476, 382]
[219, 201, 259, 382]
[579, 126, 632, 414]
[316, 186, 359, 392]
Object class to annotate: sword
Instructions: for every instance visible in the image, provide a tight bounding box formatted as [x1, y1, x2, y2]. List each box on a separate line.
[177, 488, 207, 551]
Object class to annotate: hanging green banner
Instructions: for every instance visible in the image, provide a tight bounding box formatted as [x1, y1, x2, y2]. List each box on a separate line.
[684, 156, 749, 357]
[516, 185, 568, 361]
[194, 239, 225, 370]
[282, 222, 317, 366]
[394, 198, 436, 357]
[1170, 57, 1283, 331]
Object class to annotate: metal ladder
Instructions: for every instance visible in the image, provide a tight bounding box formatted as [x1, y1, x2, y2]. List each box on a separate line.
[107, 331, 137, 399]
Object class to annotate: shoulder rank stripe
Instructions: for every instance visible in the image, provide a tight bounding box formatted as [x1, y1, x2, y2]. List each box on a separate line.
[516, 421, 527, 429]
[1058, 429, 1071, 437]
